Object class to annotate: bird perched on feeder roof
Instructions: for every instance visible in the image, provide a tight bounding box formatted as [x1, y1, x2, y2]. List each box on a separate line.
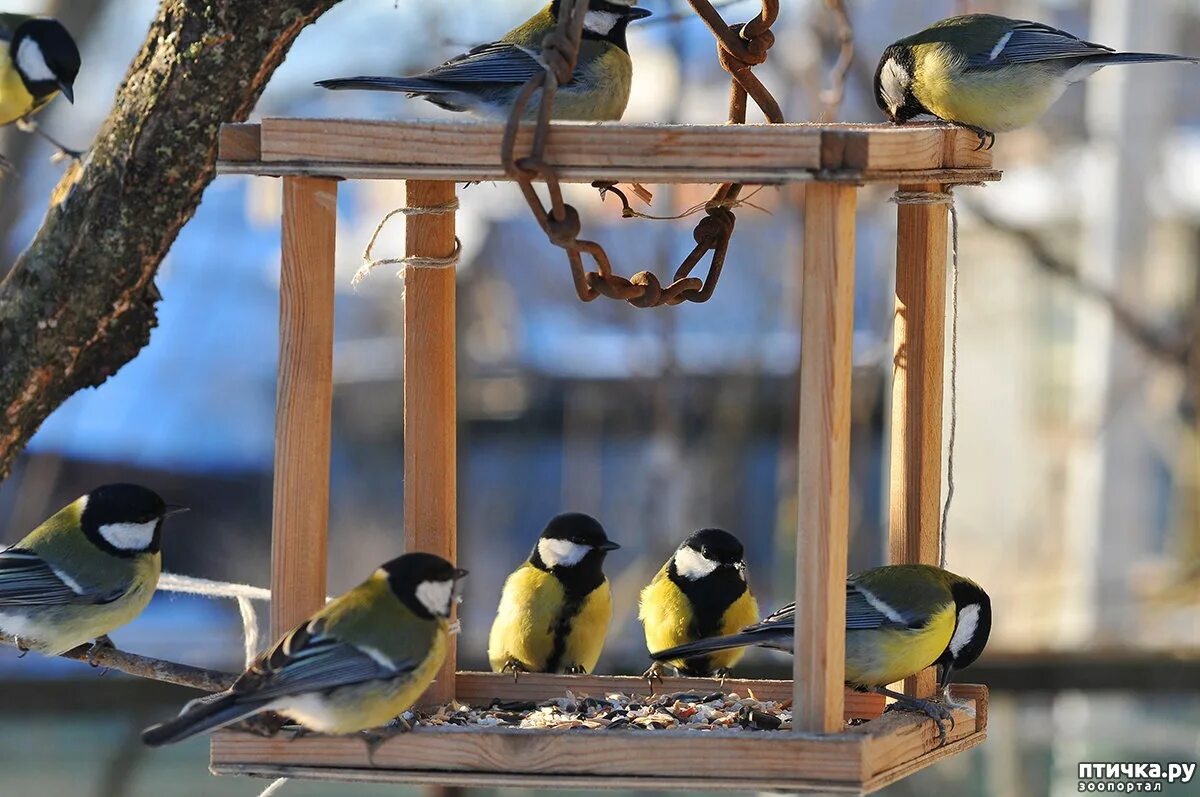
[875, 14, 1199, 149]
[316, 0, 652, 121]
[142, 553, 468, 745]
[488, 513, 620, 675]
[638, 528, 759, 679]
[650, 564, 991, 743]
[0, 484, 182, 656]
[0, 14, 80, 168]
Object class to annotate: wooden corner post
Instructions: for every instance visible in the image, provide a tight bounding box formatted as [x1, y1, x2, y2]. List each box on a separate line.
[403, 180, 459, 705]
[890, 182, 949, 699]
[794, 183, 857, 734]
[271, 176, 338, 639]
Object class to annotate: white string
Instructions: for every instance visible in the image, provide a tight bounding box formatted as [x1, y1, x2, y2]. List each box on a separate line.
[257, 777, 289, 797]
[889, 189, 969, 569]
[352, 200, 462, 286]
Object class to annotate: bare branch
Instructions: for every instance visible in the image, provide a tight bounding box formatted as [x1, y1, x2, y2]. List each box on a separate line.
[0, 633, 235, 692]
[969, 202, 1191, 369]
[819, 0, 855, 121]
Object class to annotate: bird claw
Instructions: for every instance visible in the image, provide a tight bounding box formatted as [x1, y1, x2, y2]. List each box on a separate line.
[14, 637, 30, 657]
[362, 717, 413, 765]
[713, 668, 732, 687]
[886, 696, 956, 746]
[564, 664, 588, 675]
[86, 635, 114, 667]
[642, 661, 667, 689]
[501, 658, 527, 683]
[961, 124, 996, 151]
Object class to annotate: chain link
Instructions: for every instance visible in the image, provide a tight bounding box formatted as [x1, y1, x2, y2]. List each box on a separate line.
[501, 0, 781, 308]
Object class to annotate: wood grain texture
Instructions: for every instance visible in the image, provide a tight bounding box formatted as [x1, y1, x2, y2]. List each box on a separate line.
[889, 182, 950, 700]
[216, 121, 997, 184]
[271, 176, 337, 640]
[453, 672, 886, 720]
[218, 123, 261, 162]
[795, 184, 858, 734]
[403, 180, 459, 705]
[208, 685, 988, 791]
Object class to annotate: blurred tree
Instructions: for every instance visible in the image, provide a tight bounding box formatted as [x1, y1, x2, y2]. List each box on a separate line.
[0, 0, 342, 479]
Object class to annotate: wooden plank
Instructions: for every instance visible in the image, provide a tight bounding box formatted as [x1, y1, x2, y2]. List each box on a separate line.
[453, 672, 886, 721]
[214, 121, 996, 183]
[271, 176, 337, 639]
[403, 180, 459, 705]
[218, 123, 261, 162]
[889, 181, 950, 700]
[211, 727, 866, 782]
[794, 183, 857, 734]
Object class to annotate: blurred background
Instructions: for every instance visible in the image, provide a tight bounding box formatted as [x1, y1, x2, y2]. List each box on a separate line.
[1, 0, 1199, 795]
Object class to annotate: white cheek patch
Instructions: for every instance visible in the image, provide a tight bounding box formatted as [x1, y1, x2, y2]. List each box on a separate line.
[415, 579, 454, 617]
[989, 31, 1013, 61]
[16, 39, 55, 83]
[98, 521, 158, 551]
[949, 604, 981, 657]
[583, 10, 619, 35]
[537, 538, 591, 568]
[880, 58, 910, 113]
[673, 545, 719, 580]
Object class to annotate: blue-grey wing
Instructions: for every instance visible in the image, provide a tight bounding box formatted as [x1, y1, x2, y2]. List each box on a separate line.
[966, 21, 1113, 69]
[0, 548, 120, 606]
[423, 43, 546, 85]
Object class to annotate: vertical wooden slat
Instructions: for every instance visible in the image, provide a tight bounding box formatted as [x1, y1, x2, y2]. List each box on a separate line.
[794, 183, 857, 734]
[271, 176, 338, 639]
[403, 180, 458, 705]
[889, 182, 949, 699]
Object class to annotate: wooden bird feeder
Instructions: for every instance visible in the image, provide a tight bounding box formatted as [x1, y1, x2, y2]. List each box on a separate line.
[208, 119, 999, 793]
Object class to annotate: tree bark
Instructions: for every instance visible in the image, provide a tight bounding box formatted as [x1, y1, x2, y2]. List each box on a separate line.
[0, 0, 343, 479]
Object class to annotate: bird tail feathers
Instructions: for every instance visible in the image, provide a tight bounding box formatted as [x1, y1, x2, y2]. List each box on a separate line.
[651, 628, 789, 662]
[1092, 52, 1199, 66]
[141, 690, 270, 747]
[315, 76, 452, 94]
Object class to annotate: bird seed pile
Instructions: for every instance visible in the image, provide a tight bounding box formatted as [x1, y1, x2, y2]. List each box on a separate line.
[408, 690, 803, 732]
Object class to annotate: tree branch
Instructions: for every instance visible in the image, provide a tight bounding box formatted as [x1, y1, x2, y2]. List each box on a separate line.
[0, 632, 235, 692]
[968, 202, 1193, 370]
[0, 0, 343, 479]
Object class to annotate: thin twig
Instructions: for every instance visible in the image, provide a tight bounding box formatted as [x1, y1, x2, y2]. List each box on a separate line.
[0, 633, 236, 692]
[969, 202, 1192, 369]
[819, 0, 855, 121]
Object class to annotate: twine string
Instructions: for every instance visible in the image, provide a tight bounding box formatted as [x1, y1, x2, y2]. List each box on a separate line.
[353, 200, 462, 286]
[889, 188, 968, 569]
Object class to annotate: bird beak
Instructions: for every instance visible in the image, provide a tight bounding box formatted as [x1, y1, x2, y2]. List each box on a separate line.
[625, 6, 653, 20]
[58, 82, 74, 104]
[599, 540, 621, 552]
[165, 505, 190, 517]
[452, 568, 469, 579]
[939, 664, 954, 690]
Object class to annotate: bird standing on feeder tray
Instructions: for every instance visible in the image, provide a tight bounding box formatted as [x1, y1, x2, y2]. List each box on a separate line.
[650, 564, 992, 743]
[875, 14, 1199, 149]
[0, 484, 182, 657]
[141, 553, 468, 746]
[488, 513, 619, 676]
[0, 14, 81, 169]
[638, 528, 759, 680]
[316, 0, 652, 121]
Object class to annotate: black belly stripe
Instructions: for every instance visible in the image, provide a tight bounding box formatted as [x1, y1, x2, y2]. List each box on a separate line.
[545, 591, 588, 672]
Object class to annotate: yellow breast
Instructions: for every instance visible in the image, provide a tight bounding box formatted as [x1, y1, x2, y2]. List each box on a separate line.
[844, 604, 955, 688]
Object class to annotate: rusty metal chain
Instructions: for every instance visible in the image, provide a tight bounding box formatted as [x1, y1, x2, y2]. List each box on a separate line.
[501, 0, 782, 308]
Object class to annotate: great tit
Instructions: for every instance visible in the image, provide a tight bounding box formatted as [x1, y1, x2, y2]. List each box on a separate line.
[0, 484, 176, 656]
[651, 564, 991, 739]
[638, 528, 759, 679]
[488, 513, 619, 675]
[0, 14, 80, 168]
[875, 14, 1199, 148]
[316, 0, 652, 121]
[142, 552, 467, 745]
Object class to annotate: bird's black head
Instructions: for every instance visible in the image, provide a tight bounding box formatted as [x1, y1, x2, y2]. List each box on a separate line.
[672, 527, 747, 581]
[80, 483, 169, 557]
[11, 18, 80, 103]
[530, 513, 618, 592]
[380, 552, 468, 620]
[936, 577, 992, 687]
[874, 44, 925, 124]
[550, 0, 652, 53]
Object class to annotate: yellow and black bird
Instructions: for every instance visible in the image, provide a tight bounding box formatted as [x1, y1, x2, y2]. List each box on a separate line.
[317, 0, 651, 121]
[638, 528, 759, 679]
[875, 14, 1198, 148]
[488, 513, 619, 675]
[0, 14, 80, 167]
[651, 564, 991, 740]
[0, 484, 178, 656]
[142, 553, 467, 745]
